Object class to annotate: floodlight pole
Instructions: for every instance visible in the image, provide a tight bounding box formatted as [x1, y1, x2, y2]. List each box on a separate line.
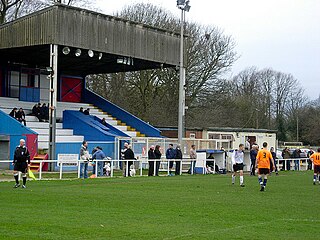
[49, 44, 58, 169]
[177, 2, 188, 148]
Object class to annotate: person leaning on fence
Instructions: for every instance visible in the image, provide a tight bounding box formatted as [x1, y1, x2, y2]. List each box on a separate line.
[13, 139, 30, 188]
[122, 143, 135, 177]
[188, 144, 197, 174]
[292, 148, 301, 171]
[92, 146, 106, 177]
[282, 147, 291, 170]
[174, 145, 183, 176]
[148, 145, 156, 176]
[79, 141, 90, 179]
[166, 144, 175, 176]
[154, 145, 162, 176]
[231, 144, 245, 187]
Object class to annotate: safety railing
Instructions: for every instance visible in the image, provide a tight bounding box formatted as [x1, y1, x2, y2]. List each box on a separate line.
[275, 158, 310, 171]
[0, 158, 212, 180]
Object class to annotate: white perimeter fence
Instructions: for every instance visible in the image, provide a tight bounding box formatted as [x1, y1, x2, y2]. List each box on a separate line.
[0, 158, 313, 181]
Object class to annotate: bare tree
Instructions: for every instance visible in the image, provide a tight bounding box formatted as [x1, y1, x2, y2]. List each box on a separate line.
[0, 0, 94, 24]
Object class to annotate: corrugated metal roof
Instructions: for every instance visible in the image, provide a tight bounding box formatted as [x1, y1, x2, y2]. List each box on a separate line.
[0, 4, 180, 67]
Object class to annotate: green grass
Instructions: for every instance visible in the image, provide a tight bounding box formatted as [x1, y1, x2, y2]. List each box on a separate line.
[0, 171, 319, 239]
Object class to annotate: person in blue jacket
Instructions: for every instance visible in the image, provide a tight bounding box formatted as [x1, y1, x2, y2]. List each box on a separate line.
[92, 146, 106, 177]
[166, 144, 175, 176]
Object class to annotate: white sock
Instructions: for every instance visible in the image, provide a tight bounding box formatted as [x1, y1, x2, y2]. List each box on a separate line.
[232, 175, 235, 184]
[240, 176, 244, 185]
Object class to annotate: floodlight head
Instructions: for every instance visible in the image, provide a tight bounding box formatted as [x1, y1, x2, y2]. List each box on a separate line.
[88, 50, 94, 57]
[177, 0, 186, 6]
[75, 49, 81, 57]
[62, 47, 70, 55]
[184, 2, 191, 12]
[117, 58, 123, 64]
[98, 53, 103, 60]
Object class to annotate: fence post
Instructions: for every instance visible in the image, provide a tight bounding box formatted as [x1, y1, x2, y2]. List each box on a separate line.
[39, 161, 42, 180]
[59, 161, 63, 179]
[111, 160, 114, 178]
[77, 161, 80, 178]
[203, 159, 205, 175]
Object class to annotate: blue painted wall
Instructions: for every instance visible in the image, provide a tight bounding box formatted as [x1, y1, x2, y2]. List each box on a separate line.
[83, 89, 162, 137]
[0, 109, 38, 169]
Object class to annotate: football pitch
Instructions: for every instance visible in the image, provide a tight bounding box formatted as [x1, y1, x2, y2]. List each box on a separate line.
[0, 171, 318, 239]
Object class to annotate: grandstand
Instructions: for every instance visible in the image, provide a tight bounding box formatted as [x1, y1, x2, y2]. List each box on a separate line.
[0, 3, 180, 170]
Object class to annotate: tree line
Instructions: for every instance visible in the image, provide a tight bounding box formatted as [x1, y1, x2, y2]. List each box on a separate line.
[1, 1, 319, 145]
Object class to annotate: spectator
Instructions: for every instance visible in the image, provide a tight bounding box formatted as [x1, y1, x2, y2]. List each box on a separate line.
[245, 138, 250, 150]
[166, 144, 175, 176]
[154, 145, 162, 176]
[148, 145, 156, 176]
[307, 148, 314, 170]
[270, 147, 278, 175]
[293, 148, 301, 171]
[15, 108, 26, 126]
[122, 142, 135, 177]
[79, 107, 84, 113]
[32, 103, 42, 122]
[91, 147, 98, 175]
[282, 147, 291, 170]
[40, 103, 49, 121]
[188, 144, 197, 174]
[101, 118, 107, 126]
[206, 153, 215, 171]
[9, 107, 18, 119]
[92, 146, 106, 177]
[250, 145, 258, 176]
[83, 108, 90, 115]
[174, 145, 182, 176]
[79, 141, 90, 179]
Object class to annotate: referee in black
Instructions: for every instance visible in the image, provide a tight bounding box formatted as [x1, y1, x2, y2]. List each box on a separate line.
[13, 139, 30, 188]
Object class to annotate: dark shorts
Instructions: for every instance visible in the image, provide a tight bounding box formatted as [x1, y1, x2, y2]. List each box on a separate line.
[14, 162, 28, 173]
[233, 163, 244, 172]
[258, 168, 270, 175]
[314, 165, 320, 174]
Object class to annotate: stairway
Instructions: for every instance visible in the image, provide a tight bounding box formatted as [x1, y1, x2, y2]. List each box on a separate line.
[30, 153, 49, 171]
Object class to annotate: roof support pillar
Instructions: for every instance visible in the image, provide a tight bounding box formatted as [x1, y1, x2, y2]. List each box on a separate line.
[48, 44, 58, 169]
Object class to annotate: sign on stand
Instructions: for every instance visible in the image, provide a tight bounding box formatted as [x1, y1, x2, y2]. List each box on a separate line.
[57, 154, 79, 179]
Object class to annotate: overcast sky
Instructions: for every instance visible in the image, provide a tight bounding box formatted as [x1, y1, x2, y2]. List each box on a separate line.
[95, 0, 320, 99]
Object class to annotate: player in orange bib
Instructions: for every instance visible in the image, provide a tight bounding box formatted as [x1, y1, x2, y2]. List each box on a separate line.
[255, 142, 275, 191]
[309, 148, 320, 185]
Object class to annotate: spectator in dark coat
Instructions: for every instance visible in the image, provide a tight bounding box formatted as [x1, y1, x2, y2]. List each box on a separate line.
[101, 118, 108, 126]
[174, 146, 183, 175]
[307, 148, 314, 170]
[40, 103, 49, 121]
[166, 144, 175, 176]
[270, 147, 278, 175]
[83, 108, 90, 115]
[9, 108, 18, 119]
[32, 103, 42, 122]
[122, 142, 135, 177]
[293, 149, 301, 171]
[79, 107, 84, 113]
[154, 145, 162, 176]
[282, 147, 291, 170]
[250, 145, 258, 176]
[148, 145, 156, 176]
[15, 108, 26, 126]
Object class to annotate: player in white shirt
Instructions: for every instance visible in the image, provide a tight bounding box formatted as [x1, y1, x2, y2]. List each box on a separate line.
[232, 143, 245, 187]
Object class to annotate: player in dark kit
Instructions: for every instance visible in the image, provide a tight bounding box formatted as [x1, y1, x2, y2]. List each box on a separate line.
[13, 139, 30, 188]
